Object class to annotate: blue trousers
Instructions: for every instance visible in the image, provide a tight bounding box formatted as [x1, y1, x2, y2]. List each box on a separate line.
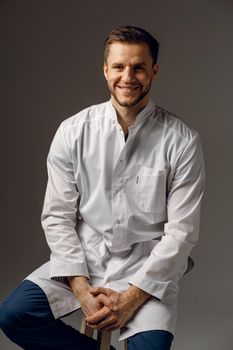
[0, 280, 174, 350]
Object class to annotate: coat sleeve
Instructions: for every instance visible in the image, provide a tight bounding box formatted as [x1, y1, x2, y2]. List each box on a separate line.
[41, 123, 89, 283]
[129, 134, 206, 300]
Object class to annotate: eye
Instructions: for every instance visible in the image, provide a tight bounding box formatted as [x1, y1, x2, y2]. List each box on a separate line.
[134, 65, 144, 72]
[112, 65, 124, 71]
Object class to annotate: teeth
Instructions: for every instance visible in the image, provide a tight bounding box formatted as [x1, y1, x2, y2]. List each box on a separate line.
[121, 86, 138, 89]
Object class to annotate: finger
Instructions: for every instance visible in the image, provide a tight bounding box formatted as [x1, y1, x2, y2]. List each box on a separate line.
[101, 322, 121, 331]
[89, 287, 112, 296]
[85, 306, 111, 324]
[101, 319, 122, 332]
[97, 294, 118, 311]
[88, 316, 117, 330]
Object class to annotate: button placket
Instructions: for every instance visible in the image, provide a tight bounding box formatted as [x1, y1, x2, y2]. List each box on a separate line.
[111, 131, 131, 250]
[112, 167, 127, 249]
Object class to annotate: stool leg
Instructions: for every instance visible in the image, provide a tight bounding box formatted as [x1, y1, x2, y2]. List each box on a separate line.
[80, 317, 94, 338]
[124, 339, 128, 350]
[81, 315, 112, 350]
[97, 330, 111, 350]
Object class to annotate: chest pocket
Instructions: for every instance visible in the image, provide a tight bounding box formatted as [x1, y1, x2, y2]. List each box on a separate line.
[136, 166, 167, 214]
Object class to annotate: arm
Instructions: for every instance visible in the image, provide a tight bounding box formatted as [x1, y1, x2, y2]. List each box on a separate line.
[41, 124, 89, 282]
[128, 135, 206, 300]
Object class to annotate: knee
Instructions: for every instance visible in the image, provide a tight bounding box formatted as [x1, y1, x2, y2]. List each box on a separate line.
[0, 301, 20, 336]
[0, 283, 30, 337]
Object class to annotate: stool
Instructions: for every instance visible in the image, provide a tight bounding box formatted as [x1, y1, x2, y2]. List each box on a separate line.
[81, 316, 128, 350]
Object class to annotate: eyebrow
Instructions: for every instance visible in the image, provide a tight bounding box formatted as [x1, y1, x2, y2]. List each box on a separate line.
[111, 62, 147, 67]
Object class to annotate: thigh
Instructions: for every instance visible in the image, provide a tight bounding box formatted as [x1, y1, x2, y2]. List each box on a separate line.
[0, 281, 100, 350]
[127, 330, 174, 350]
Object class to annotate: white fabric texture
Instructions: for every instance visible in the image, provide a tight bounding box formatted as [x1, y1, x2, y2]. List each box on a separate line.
[26, 99, 205, 340]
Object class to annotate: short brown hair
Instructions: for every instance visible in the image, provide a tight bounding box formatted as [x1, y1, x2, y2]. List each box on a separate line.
[104, 25, 159, 65]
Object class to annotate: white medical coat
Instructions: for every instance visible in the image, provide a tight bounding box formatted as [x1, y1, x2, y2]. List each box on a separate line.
[26, 100, 205, 340]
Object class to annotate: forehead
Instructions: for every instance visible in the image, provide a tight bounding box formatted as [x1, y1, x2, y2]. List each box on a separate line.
[106, 42, 153, 65]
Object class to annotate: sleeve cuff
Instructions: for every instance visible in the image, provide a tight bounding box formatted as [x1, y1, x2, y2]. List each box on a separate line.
[49, 260, 89, 282]
[128, 273, 172, 301]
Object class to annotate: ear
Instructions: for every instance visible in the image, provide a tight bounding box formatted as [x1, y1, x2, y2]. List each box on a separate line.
[103, 63, 108, 80]
[152, 63, 159, 80]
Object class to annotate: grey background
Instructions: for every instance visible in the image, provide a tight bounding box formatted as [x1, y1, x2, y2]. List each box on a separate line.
[0, 0, 232, 349]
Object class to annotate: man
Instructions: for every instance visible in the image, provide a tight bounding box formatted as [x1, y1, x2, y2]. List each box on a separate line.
[0, 26, 205, 350]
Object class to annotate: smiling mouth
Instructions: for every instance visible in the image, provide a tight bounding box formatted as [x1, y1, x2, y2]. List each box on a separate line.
[117, 85, 140, 93]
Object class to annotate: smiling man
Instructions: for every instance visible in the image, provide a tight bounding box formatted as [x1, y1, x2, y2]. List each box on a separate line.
[0, 26, 205, 350]
[103, 40, 158, 137]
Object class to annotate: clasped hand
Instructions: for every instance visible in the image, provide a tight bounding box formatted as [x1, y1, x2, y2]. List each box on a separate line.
[85, 287, 138, 331]
[69, 276, 151, 332]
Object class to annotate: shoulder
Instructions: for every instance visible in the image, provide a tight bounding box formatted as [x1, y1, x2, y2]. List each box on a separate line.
[59, 101, 109, 132]
[152, 105, 199, 144]
[50, 101, 110, 152]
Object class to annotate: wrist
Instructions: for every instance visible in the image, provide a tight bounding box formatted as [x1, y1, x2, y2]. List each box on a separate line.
[125, 285, 151, 307]
[68, 276, 90, 295]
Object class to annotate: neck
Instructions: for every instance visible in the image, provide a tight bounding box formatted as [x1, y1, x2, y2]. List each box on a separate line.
[111, 96, 149, 134]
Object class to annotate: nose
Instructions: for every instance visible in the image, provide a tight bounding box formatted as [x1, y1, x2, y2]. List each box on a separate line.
[122, 67, 135, 83]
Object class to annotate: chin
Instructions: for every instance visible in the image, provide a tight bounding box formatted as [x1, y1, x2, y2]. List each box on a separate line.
[117, 99, 137, 107]
[115, 94, 139, 106]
